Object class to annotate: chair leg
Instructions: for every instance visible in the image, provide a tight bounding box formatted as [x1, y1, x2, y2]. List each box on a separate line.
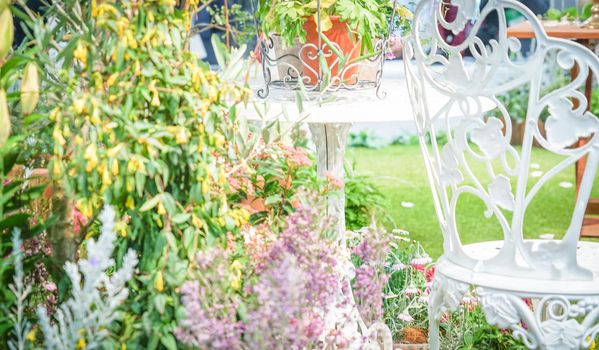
[428, 303, 441, 350]
[427, 273, 469, 350]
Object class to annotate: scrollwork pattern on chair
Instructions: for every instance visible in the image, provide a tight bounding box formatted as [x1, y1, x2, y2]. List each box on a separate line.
[403, 0, 599, 281]
[478, 288, 599, 349]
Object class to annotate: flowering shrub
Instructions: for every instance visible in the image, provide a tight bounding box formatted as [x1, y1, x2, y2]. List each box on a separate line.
[380, 231, 434, 341]
[176, 200, 352, 349]
[28, 0, 319, 346]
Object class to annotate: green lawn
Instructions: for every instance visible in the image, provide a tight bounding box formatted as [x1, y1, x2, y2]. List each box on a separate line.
[348, 145, 599, 258]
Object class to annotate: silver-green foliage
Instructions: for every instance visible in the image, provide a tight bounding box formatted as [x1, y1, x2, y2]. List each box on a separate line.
[8, 229, 31, 350]
[36, 206, 138, 350]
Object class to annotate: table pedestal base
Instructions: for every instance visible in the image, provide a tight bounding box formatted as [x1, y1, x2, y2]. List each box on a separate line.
[309, 123, 393, 350]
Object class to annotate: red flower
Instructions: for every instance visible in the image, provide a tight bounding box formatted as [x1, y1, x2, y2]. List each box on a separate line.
[412, 263, 426, 273]
[425, 266, 436, 282]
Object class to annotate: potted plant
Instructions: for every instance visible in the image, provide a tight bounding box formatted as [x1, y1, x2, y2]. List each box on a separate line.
[257, 0, 406, 85]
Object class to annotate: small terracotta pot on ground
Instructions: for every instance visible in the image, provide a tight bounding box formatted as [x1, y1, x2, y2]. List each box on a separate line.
[395, 327, 429, 350]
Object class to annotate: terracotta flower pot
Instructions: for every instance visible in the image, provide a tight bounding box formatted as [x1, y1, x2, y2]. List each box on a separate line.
[395, 327, 429, 350]
[301, 16, 361, 85]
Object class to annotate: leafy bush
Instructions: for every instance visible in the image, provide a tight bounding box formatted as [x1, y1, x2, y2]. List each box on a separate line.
[344, 162, 389, 230]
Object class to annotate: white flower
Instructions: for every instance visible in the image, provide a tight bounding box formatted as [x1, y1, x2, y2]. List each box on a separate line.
[410, 256, 432, 265]
[392, 229, 409, 236]
[405, 286, 419, 296]
[398, 312, 414, 323]
[391, 262, 406, 272]
[418, 296, 430, 304]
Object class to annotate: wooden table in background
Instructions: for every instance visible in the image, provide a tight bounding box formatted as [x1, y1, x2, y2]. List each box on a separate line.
[507, 21, 599, 237]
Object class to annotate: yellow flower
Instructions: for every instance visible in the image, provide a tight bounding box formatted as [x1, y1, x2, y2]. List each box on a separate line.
[106, 73, 119, 87]
[107, 143, 124, 158]
[74, 41, 88, 67]
[111, 159, 119, 176]
[175, 128, 189, 144]
[155, 271, 164, 292]
[230, 276, 241, 291]
[84, 144, 98, 173]
[398, 6, 414, 20]
[93, 3, 117, 18]
[126, 196, 135, 210]
[590, 339, 596, 350]
[126, 177, 135, 192]
[52, 160, 61, 177]
[49, 107, 60, 121]
[53, 127, 66, 147]
[126, 30, 138, 49]
[134, 60, 141, 76]
[76, 337, 86, 350]
[115, 221, 128, 237]
[102, 166, 112, 186]
[116, 17, 129, 37]
[213, 132, 225, 148]
[201, 180, 209, 194]
[151, 90, 160, 107]
[157, 202, 166, 215]
[191, 215, 203, 228]
[72, 97, 87, 114]
[121, 344, 127, 350]
[231, 260, 243, 271]
[26, 328, 36, 341]
[147, 10, 155, 22]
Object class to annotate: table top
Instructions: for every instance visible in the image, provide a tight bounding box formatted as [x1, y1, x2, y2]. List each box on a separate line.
[243, 63, 496, 124]
[507, 21, 599, 40]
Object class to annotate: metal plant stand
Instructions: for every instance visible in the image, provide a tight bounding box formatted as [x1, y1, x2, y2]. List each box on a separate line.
[404, 0, 599, 349]
[248, 0, 399, 103]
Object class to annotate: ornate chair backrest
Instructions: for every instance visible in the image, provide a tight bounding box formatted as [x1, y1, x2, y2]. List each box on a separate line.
[403, 0, 599, 281]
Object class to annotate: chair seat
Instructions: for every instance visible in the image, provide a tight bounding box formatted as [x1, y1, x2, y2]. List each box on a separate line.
[436, 240, 599, 297]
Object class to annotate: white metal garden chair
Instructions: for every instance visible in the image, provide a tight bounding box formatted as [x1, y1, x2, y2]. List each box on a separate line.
[403, 0, 599, 349]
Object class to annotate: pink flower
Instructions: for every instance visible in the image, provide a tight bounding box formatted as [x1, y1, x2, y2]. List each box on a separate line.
[72, 205, 87, 235]
[325, 171, 344, 189]
[43, 282, 57, 292]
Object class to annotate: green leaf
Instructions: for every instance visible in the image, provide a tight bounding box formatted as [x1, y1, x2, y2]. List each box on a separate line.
[163, 231, 178, 254]
[172, 213, 191, 224]
[154, 294, 166, 315]
[211, 34, 228, 70]
[264, 194, 281, 206]
[140, 195, 161, 212]
[160, 334, 177, 350]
